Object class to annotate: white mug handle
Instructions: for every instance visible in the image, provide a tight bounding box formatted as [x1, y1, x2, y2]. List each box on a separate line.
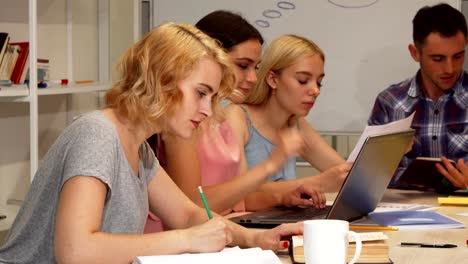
[347, 231, 362, 264]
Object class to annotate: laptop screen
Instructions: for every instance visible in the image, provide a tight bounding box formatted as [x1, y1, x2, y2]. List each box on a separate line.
[229, 130, 414, 228]
[326, 130, 414, 221]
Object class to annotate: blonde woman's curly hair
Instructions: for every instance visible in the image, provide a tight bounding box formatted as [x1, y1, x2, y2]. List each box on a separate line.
[105, 22, 236, 130]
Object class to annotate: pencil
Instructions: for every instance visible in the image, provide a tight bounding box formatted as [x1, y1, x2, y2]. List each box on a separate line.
[197, 186, 213, 219]
[350, 225, 399, 231]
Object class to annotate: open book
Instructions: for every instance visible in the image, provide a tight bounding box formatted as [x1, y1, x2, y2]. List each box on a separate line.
[133, 247, 281, 264]
[347, 112, 414, 162]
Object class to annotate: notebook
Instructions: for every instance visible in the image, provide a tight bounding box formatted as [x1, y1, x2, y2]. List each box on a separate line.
[133, 247, 281, 264]
[229, 130, 414, 228]
[367, 210, 465, 230]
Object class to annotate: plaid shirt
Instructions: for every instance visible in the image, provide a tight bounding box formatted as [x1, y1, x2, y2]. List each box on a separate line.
[368, 71, 468, 188]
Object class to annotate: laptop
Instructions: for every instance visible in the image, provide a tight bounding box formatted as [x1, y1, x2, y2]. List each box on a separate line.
[230, 130, 414, 228]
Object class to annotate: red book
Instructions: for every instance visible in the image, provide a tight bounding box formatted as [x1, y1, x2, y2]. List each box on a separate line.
[9, 42, 29, 84]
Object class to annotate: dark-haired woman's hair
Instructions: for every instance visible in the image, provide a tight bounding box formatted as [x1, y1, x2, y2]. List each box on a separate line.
[196, 10, 264, 51]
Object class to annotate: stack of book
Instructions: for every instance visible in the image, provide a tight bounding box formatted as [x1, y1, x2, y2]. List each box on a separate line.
[347, 240, 390, 263]
[291, 232, 392, 264]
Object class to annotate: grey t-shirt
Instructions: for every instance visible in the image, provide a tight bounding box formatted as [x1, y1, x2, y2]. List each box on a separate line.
[0, 111, 158, 263]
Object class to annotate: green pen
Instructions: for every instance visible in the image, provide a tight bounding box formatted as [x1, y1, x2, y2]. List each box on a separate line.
[198, 185, 213, 219]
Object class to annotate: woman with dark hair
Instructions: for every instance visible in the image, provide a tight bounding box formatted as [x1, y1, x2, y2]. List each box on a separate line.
[147, 11, 325, 229]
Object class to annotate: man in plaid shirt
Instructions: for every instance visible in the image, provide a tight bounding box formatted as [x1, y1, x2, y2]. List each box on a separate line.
[368, 3, 468, 192]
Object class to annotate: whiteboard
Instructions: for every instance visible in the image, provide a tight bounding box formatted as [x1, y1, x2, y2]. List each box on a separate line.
[153, 0, 461, 133]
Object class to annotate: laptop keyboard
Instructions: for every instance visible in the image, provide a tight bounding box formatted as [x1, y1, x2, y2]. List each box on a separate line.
[268, 206, 332, 220]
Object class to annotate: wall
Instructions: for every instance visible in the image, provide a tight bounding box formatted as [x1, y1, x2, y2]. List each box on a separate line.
[152, 0, 461, 133]
[110, 0, 135, 81]
[303, 0, 468, 176]
[149, 0, 466, 175]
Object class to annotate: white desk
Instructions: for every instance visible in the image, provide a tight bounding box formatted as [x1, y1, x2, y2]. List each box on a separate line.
[278, 189, 468, 263]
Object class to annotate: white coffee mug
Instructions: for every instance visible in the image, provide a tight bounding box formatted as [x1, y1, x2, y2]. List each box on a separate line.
[303, 219, 362, 264]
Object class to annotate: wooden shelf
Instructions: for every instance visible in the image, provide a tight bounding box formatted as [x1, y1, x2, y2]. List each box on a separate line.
[0, 82, 110, 102]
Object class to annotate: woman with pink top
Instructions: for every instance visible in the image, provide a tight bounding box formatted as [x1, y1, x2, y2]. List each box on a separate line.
[146, 11, 326, 229]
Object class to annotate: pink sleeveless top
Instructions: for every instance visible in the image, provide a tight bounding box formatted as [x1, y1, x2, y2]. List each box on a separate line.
[144, 120, 244, 233]
[198, 120, 245, 214]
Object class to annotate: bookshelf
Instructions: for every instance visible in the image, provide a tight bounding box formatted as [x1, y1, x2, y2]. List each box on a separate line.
[0, 0, 134, 239]
[0, 0, 112, 180]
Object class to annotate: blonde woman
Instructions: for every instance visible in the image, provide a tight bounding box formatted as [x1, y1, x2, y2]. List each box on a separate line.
[225, 35, 351, 198]
[0, 23, 302, 264]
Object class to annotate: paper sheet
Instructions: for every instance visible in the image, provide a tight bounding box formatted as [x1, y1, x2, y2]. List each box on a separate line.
[374, 202, 436, 212]
[347, 112, 415, 162]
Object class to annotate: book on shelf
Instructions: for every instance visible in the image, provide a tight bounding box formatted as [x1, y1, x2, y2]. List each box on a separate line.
[9, 42, 29, 84]
[0, 32, 9, 67]
[397, 157, 457, 192]
[37, 58, 50, 81]
[0, 44, 21, 80]
[25, 58, 50, 86]
[291, 232, 392, 264]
